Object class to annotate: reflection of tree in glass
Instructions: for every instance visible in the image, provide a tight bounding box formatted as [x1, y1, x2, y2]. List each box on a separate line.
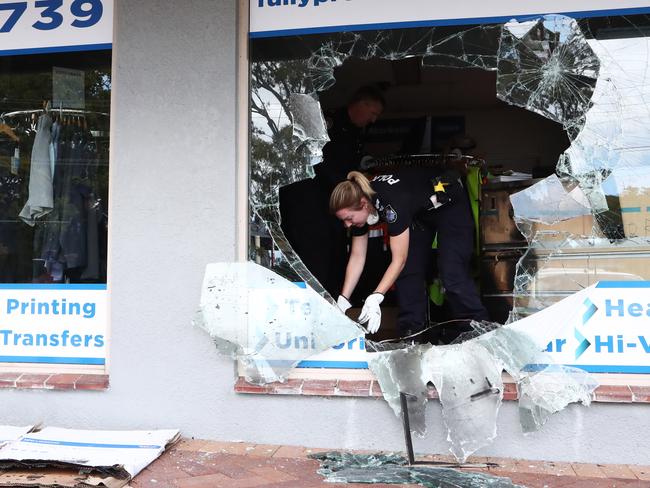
[250, 60, 332, 292]
[250, 60, 314, 219]
[251, 59, 337, 298]
[0, 73, 51, 112]
[0, 67, 110, 113]
[86, 69, 111, 102]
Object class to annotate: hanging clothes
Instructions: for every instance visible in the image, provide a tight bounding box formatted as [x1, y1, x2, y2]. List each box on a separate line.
[0, 168, 29, 281]
[49, 118, 60, 177]
[19, 113, 54, 225]
[35, 121, 99, 280]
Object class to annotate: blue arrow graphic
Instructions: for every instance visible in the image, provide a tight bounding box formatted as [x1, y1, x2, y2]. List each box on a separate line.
[583, 298, 598, 325]
[574, 329, 591, 360]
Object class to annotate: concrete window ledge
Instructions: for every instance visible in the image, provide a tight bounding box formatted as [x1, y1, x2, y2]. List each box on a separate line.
[0, 373, 109, 390]
[234, 376, 650, 404]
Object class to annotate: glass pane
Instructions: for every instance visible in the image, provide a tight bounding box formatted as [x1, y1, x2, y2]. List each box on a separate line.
[198, 13, 650, 460]
[0, 51, 111, 284]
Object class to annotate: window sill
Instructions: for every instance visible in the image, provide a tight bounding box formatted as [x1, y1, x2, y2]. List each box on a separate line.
[0, 373, 109, 390]
[234, 374, 650, 404]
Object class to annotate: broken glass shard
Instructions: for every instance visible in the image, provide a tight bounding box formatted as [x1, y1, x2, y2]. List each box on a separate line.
[366, 308, 598, 461]
[310, 451, 525, 487]
[366, 345, 430, 436]
[510, 174, 593, 241]
[289, 93, 330, 161]
[518, 365, 597, 433]
[498, 15, 600, 135]
[425, 342, 503, 462]
[194, 262, 362, 384]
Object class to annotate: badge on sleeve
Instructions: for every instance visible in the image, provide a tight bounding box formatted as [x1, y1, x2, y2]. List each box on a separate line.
[384, 205, 398, 223]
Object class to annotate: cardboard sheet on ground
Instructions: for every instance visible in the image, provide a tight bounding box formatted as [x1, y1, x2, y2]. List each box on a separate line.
[0, 427, 180, 488]
[0, 427, 36, 449]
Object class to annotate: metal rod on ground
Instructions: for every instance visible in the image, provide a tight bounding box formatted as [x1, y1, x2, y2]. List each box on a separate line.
[399, 391, 497, 469]
[400, 392, 416, 465]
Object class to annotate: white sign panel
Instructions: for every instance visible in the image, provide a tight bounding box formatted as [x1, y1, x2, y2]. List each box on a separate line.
[297, 335, 369, 369]
[0, 0, 113, 56]
[247, 286, 360, 365]
[514, 281, 650, 374]
[299, 282, 650, 373]
[250, 0, 650, 37]
[0, 284, 107, 366]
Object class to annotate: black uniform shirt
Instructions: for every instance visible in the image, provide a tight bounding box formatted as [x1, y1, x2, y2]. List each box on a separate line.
[315, 108, 364, 190]
[352, 167, 467, 237]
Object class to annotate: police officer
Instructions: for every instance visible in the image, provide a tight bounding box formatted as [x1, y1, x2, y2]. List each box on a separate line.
[316, 86, 385, 189]
[279, 86, 385, 296]
[330, 168, 488, 338]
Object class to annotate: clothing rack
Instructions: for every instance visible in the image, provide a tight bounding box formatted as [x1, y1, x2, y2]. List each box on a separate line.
[1, 105, 110, 138]
[361, 153, 487, 172]
[1, 108, 109, 119]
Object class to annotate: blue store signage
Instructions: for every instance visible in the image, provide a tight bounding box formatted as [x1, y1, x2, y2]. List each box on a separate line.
[299, 282, 650, 374]
[0, 0, 113, 55]
[250, 0, 650, 38]
[0, 284, 108, 366]
[500, 281, 650, 374]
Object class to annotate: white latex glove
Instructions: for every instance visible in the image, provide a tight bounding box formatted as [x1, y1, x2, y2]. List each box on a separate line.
[358, 292, 384, 334]
[337, 295, 352, 314]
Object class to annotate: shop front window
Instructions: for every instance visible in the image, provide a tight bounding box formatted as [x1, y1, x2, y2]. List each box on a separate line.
[238, 13, 650, 345]
[0, 1, 112, 373]
[0, 52, 111, 285]
[196, 10, 650, 462]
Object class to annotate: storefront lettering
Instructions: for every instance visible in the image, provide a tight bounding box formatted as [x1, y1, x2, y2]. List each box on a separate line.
[0, 0, 104, 34]
[594, 335, 650, 353]
[274, 333, 365, 351]
[331, 337, 365, 350]
[257, 0, 344, 8]
[5, 298, 96, 319]
[544, 338, 567, 352]
[0, 329, 104, 347]
[283, 298, 311, 315]
[605, 299, 650, 318]
[275, 332, 317, 349]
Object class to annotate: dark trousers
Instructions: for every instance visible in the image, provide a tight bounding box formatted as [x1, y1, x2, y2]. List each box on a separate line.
[394, 202, 488, 333]
[279, 178, 347, 297]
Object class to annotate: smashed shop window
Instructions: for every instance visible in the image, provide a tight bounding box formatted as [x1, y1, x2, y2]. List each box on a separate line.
[195, 14, 650, 461]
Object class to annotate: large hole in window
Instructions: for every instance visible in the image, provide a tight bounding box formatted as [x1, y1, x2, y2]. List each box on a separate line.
[247, 19, 591, 335]
[308, 57, 571, 331]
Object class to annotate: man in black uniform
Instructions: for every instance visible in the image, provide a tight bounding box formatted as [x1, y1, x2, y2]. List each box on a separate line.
[316, 86, 385, 189]
[280, 86, 385, 296]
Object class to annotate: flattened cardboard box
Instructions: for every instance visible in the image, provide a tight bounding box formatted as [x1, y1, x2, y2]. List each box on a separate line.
[0, 468, 125, 488]
[0, 427, 180, 488]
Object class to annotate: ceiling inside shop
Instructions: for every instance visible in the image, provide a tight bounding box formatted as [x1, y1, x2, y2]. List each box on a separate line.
[318, 56, 505, 114]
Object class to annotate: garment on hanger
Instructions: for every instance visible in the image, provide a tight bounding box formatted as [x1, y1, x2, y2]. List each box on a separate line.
[49, 118, 61, 177]
[35, 120, 101, 281]
[18, 113, 53, 225]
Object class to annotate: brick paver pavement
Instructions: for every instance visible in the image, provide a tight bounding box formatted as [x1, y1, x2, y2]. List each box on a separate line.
[129, 439, 650, 488]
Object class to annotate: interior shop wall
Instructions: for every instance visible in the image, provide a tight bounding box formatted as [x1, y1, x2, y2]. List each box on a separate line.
[463, 106, 569, 172]
[0, 0, 648, 465]
[377, 106, 569, 172]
